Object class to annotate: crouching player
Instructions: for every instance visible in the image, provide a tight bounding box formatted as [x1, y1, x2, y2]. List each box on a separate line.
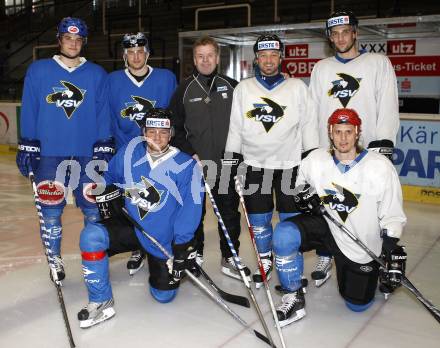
[272, 108, 407, 327]
[77, 108, 204, 328]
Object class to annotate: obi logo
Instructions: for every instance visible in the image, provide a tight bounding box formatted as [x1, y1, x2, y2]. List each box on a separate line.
[46, 81, 86, 119]
[246, 97, 286, 132]
[322, 183, 360, 222]
[37, 180, 65, 205]
[328, 73, 362, 107]
[121, 96, 156, 128]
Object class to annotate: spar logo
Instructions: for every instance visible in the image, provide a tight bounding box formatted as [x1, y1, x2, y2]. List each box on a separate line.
[321, 183, 360, 222]
[328, 73, 362, 107]
[37, 180, 65, 205]
[46, 80, 86, 119]
[246, 97, 286, 132]
[121, 96, 156, 128]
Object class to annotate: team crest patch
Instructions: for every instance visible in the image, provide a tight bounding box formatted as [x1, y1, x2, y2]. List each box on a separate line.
[120, 96, 156, 128]
[125, 176, 163, 220]
[322, 183, 360, 222]
[327, 73, 362, 107]
[37, 180, 65, 205]
[46, 80, 86, 119]
[246, 97, 286, 132]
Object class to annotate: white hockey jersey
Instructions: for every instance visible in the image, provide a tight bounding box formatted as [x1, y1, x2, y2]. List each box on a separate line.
[297, 148, 406, 264]
[226, 77, 318, 169]
[309, 53, 399, 148]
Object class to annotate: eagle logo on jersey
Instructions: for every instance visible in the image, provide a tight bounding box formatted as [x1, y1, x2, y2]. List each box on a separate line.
[246, 97, 286, 132]
[125, 176, 163, 220]
[322, 183, 360, 222]
[121, 96, 156, 128]
[46, 81, 85, 119]
[327, 73, 362, 107]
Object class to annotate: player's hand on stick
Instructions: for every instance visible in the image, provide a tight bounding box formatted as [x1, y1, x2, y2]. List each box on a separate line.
[293, 184, 323, 215]
[16, 138, 40, 177]
[379, 233, 407, 293]
[172, 238, 197, 282]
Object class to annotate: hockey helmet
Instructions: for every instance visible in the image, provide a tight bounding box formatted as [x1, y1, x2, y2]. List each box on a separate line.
[328, 108, 362, 133]
[253, 34, 284, 56]
[143, 108, 174, 136]
[122, 32, 149, 51]
[57, 17, 88, 39]
[326, 10, 358, 37]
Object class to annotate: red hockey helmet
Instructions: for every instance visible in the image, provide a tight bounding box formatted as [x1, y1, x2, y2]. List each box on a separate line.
[328, 108, 362, 133]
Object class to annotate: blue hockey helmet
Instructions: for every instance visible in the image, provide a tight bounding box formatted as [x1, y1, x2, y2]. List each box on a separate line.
[326, 10, 358, 37]
[122, 32, 149, 51]
[57, 17, 88, 39]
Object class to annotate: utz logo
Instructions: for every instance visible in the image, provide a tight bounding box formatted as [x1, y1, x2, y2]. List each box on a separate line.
[37, 180, 65, 205]
[145, 118, 170, 129]
[67, 25, 79, 34]
[322, 183, 360, 222]
[387, 40, 416, 55]
[246, 97, 286, 132]
[125, 176, 163, 220]
[328, 15, 350, 27]
[46, 80, 85, 119]
[121, 96, 156, 128]
[258, 41, 280, 51]
[328, 73, 362, 107]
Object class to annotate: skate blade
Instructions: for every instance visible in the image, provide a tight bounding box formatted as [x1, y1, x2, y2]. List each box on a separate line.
[278, 308, 306, 328]
[79, 307, 116, 329]
[128, 260, 145, 276]
[314, 272, 331, 288]
[221, 266, 251, 283]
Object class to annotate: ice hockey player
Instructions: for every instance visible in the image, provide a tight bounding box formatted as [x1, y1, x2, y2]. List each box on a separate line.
[308, 10, 400, 286]
[169, 36, 249, 280]
[272, 108, 407, 327]
[225, 34, 318, 288]
[107, 32, 177, 275]
[77, 108, 203, 328]
[16, 17, 113, 282]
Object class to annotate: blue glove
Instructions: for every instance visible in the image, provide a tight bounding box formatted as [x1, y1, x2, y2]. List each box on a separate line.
[16, 138, 41, 177]
[92, 138, 115, 163]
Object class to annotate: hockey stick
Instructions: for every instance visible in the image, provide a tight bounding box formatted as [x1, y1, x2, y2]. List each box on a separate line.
[321, 206, 440, 324]
[196, 265, 250, 308]
[234, 175, 287, 348]
[28, 171, 75, 348]
[203, 179, 277, 347]
[121, 207, 273, 346]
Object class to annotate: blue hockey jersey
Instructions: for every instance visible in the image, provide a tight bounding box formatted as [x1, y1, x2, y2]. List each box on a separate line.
[20, 57, 111, 157]
[107, 67, 177, 150]
[104, 140, 203, 258]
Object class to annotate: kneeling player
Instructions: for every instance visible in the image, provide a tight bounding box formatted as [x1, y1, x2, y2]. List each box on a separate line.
[272, 108, 407, 327]
[77, 108, 203, 328]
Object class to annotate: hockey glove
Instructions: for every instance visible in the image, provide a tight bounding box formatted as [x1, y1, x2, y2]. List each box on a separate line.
[379, 234, 407, 294]
[95, 184, 125, 221]
[92, 138, 116, 163]
[16, 138, 41, 177]
[368, 139, 394, 161]
[221, 151, 244, 181]
[293, 184, 323, 215]
[171, 238, 197, 282]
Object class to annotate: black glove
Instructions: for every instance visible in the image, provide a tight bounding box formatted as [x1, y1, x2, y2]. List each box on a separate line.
[221, 151, 244, 180]
[95, 184, 124, 221]
[293, 184, 323, 215]
[368, 139, 394, 161]
[379, 234, 407, 293]
[172, 238, 197, 282]
[16, 138, 41, 177]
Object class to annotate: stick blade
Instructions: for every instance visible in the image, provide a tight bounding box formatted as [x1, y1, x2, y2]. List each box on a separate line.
[254, 329, 276, 347]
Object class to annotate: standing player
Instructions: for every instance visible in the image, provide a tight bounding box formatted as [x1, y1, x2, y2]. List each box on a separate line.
[308, 10, 400, 286]
[107, 32, 177, 275]
[225, 34, 318, 288]
[272, 108, 407, 327]
[16, 17, 113, 281]
[77, 108, 203, 328]
[169, 36, 250, 280]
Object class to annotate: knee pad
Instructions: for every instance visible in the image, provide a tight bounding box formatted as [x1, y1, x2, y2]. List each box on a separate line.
[150, 286, 178, 303]
[278, 212, 299, 222]
[82, 207, 101, 225]
[80, 222, 109, 252]
[273, 221, 301, 255]
[248, 212, 273, 253]
[345, 300, 374, 312]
